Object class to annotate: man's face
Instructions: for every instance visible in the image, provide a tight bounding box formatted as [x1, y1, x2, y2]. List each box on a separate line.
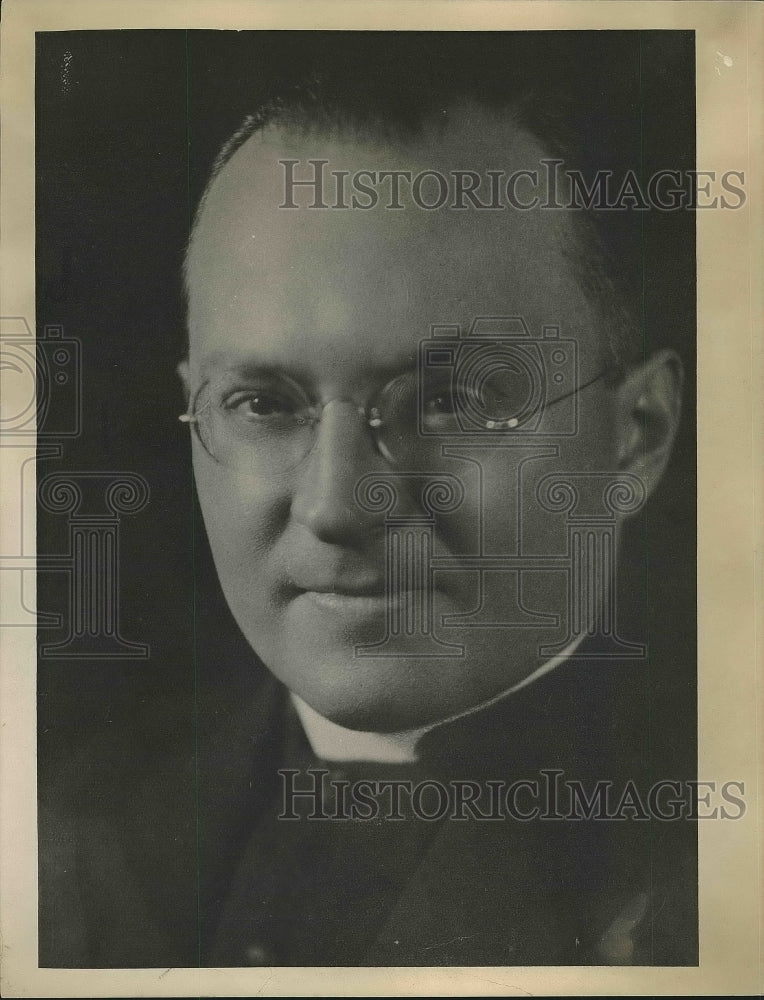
[185, 111, 620, 731]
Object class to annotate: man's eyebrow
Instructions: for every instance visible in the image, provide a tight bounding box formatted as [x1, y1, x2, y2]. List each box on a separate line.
[198, 353, 280, 379]
[196, 350, 419, 383]
[196, 352, 314, 383]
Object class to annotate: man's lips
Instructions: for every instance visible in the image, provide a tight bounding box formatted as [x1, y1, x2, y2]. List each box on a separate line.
[302, 589, 390, 609]
[287, 577, 430, 622]
[289, 576, 387, 598]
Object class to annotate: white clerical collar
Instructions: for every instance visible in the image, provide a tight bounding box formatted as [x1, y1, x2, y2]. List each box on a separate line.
[291, 634, 586, 765]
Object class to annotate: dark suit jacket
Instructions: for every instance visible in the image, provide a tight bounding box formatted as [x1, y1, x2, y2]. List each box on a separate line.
[38, 639, 698, 967]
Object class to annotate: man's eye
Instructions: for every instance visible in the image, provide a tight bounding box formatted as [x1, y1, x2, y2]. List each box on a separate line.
[424, 391, 456, 415]
[225, 390, 298, 421]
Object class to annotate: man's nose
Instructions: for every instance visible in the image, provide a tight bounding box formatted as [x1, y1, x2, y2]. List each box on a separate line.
[289, 399, 390, 544]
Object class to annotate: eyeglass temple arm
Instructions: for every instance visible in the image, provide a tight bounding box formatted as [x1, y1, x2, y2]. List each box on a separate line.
[545, 366, 615, 410]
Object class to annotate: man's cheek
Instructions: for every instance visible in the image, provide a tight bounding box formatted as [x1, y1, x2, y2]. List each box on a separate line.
[194, 466, 286, 572]
[432, 454, 573, 557]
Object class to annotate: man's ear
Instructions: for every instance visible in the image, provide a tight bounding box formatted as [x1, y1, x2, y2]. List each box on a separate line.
[613, 349, 684, 500]
[177, 357, 191, 407]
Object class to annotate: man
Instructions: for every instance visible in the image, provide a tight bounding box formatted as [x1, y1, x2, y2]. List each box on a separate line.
[39, 33, 697, 967]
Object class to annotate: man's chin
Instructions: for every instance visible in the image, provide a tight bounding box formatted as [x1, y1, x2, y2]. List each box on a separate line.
[258, 635, 519, 734]
[257, 643, 450, 732]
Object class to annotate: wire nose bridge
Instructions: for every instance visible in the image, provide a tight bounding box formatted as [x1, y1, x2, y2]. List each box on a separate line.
[310, 395, 369, 421]
[304, 396, 380, 457]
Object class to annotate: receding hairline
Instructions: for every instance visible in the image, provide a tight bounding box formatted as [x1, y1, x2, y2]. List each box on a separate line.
[188, 99, 533, 237]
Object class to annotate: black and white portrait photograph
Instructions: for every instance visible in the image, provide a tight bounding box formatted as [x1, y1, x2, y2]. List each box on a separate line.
[0, 2, 762, 997]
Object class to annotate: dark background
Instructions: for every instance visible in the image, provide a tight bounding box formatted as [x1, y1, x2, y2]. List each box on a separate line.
[36, 31, 696, 794]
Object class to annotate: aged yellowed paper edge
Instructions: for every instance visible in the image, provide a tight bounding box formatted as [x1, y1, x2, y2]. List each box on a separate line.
[1, 1, 762, 996]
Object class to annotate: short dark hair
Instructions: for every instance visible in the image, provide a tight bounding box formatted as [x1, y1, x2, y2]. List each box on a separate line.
[185, 31, 695, 370]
